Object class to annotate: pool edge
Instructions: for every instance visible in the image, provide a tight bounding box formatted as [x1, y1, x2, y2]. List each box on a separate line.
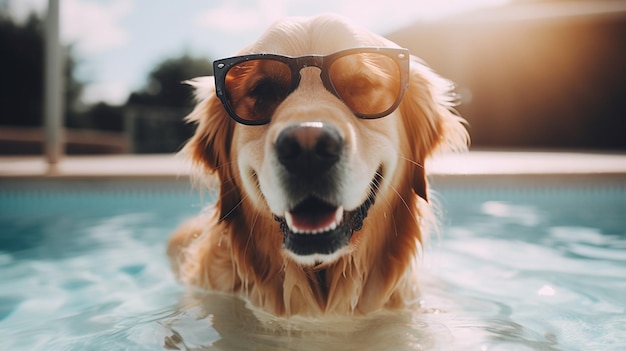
[1, 151, 626, 180]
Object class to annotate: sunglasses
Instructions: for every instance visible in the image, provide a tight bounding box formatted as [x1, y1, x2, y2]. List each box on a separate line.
[213, 47, 410, 125]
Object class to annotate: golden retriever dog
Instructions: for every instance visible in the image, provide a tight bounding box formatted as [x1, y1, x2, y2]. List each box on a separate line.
[168, 14, 468, 317]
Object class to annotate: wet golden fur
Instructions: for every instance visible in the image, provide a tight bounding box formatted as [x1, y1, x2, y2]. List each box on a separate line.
[168, 14, 468, 316]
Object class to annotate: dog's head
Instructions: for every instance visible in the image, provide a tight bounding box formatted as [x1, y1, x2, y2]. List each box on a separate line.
[185, 14, 468, 267]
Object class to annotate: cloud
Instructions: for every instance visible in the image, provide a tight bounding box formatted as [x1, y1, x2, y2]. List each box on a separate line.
[4, 0, 47, 22]
[195, 0, 287, 33]
[192, 0, 510, 49]
[5, 0, 133, 55]
[82, 80, 131, 106]
[61, 0, 133, 55]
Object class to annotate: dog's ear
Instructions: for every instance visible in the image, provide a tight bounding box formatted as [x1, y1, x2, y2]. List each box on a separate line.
[399, 57, 469, 202]
[183, 77, 240, 220]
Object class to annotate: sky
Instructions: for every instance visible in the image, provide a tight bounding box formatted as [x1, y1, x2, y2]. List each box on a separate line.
[4, 0, 508, 106]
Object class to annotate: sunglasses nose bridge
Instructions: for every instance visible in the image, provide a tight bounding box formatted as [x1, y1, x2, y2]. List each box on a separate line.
[294, 56, 325, 78]
[287, 56, 325, 92]
[298, 56, 324, 69]
[294, 56, 334, 93]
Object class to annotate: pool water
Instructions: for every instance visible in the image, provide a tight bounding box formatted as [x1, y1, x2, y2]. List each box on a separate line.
[0, 178, 624, 350]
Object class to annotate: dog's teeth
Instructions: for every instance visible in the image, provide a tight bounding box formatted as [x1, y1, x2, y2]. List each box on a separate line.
[284, 206, 344, 235]
[284, 211, 295, 231]
[334, 206, 344, 224]
[329, 221, 337, 231]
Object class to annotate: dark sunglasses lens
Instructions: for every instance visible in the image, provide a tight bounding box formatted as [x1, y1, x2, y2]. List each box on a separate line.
[329, 53, 401, 117]
[224, 59, 292, 123]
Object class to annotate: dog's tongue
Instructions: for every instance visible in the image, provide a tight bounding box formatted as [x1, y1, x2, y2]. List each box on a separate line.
[284, 198, 343, 234]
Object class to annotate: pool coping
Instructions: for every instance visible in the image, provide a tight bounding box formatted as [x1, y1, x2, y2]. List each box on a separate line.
[1, 151, 626, 180]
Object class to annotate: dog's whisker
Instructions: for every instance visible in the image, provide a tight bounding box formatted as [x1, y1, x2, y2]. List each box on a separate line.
[382, 174, 423, 231]
[241, 173, 270, 263]
[244, 206, 261, 258]
[212, 160, 238, 172]
[219, 194, 246, 220]
[398, 155, 425, 170]
[188, 160, 238, 192]
[371, 171, 400, 238]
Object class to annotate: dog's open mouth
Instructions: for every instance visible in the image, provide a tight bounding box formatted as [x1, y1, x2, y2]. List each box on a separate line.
[274, 170, 382, 260]
[285, 198, 343, 234]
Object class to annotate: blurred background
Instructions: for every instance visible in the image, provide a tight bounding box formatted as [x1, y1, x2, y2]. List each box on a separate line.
[1, 0, 625, 155]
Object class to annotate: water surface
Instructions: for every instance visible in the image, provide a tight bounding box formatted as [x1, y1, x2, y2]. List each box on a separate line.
[0, 180, 624, 350]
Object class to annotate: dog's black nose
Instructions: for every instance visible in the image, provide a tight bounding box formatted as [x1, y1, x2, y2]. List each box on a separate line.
[275, 122, 343, 176]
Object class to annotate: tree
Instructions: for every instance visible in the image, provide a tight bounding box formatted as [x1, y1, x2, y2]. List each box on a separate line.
[127, 54, 213, 111]
[124, 54, 214, 153]
[0, 12, 83, 128]
[1, 9, 214, 153]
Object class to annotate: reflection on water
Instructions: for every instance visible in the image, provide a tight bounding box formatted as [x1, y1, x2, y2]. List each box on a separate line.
[0, 186, 625, 350]
[157, 292, 440, 351]
[107, 284, 564, 351]
[94, 290, 513, 351]
[164, 292, 461, 351]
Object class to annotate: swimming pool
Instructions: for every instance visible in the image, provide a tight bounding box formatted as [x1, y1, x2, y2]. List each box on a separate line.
[1, 175, 624, 350]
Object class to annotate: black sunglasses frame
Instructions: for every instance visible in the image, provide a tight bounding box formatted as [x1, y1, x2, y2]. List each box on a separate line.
[213, 47, 410, 126]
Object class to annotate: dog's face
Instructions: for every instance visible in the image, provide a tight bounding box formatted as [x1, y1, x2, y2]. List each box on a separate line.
[186, 15, 467, 267]
[236, 69, 400, 265]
